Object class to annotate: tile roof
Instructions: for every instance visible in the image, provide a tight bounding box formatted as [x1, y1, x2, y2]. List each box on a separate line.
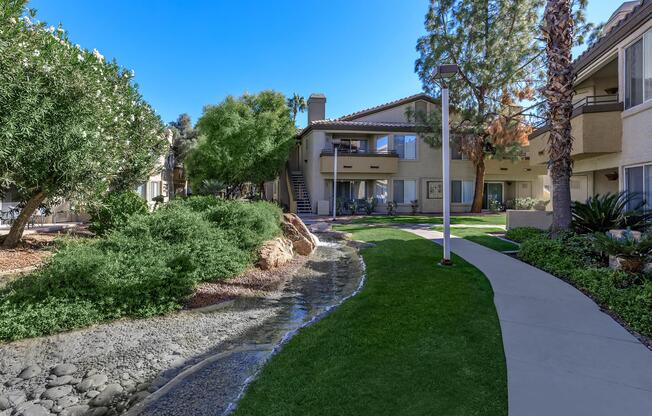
[299, 120, 420, 136]
[574, 0, 652, 74]
[334, 93, 438, 121]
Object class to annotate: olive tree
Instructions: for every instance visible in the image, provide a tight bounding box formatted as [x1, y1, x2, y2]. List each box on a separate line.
[0, 4, 166, 247]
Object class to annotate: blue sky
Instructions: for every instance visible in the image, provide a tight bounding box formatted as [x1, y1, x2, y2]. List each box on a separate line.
[30, 0, 616, 127]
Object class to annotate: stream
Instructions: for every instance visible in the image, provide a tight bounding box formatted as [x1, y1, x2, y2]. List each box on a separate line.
[129, 240, 365, 416]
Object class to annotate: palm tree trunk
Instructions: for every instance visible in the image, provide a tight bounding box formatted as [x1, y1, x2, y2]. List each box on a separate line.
[2, 191, 46, 249]
[544, 0, 574, 232]
[471, 159, 485, 213]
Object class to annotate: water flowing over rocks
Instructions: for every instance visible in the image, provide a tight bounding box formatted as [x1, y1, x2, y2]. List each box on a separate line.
[0, 218, 358, 416]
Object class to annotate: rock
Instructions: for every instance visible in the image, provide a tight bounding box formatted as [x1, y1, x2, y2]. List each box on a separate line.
[51, 364, 77, 377]
[135, 382, 149, 392]
[42, 385, 73, 401]
[0, 396, 8, 411]
[18, 365, 42, 380]
[76, 374, 107, 392]
[284, 213, 318, 246]
[88, 407, 108, 416]
[309, 222, 330, 233]
[281, 214, 317, 255]
[51, 405, 63, 414]
[5, 378, 23, 387]
[56, 395, 79, 408]
[6, 391, 26, 407]
[59, 405, 89, 416]
[292, 235, 314, 256]
[86, 391, 100, 399]
[120, 373, 130, 381]
[128, 391, 148, 405]
[40, 400, 54, 410]
[17, 404, 49, 416]
[89, 384, 122, 407]
[47, 376, 74, 387]
[120, 380, 136, 393]
[257, 237, 293, 270]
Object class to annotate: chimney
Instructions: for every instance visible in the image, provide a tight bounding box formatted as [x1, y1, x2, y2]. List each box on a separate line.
[307, 93, 326, 123]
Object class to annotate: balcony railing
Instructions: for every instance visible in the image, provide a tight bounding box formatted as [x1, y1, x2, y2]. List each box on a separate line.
[523, 95, 621, 130]
[320, 149, 398, 157]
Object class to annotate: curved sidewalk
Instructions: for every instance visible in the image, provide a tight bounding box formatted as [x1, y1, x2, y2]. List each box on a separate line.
[402, 226, 652, 416]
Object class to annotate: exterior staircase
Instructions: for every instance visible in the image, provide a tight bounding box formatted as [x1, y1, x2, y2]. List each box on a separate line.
[290, 172, 312, 214]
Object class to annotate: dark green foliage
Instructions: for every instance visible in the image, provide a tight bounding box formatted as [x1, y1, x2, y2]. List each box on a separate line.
[504, 227, 545, 243]
[0, 197, 281, 342]
[519, 233, 652, 338]
[88, 191, 149, 236]
[571, 192, 652, 234]
[593, 232, 652, 259]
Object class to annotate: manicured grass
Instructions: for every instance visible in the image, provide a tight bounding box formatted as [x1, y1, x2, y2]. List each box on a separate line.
[349, 213, 505, 226]
[433, 226, 518, 253]
[234, 227, 507, 416]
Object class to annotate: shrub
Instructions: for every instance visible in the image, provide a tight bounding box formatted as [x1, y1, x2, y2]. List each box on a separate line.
[504, 227, 545, 243]
[519, 233, 652, 338]
[572, 192, 652, 234]
[88, 191, 148, 236]
[0, 196, 281, 341]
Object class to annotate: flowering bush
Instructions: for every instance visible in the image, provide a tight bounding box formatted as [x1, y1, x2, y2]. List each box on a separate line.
[0, 3, 166, 247]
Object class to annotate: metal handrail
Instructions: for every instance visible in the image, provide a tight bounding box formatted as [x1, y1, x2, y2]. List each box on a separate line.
[522, 95, 621, 130]
[320, 149, 398, 156]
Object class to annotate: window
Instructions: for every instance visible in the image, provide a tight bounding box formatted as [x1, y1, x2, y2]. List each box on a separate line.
[624, 165, 652, 210]
[149, 181, 161, 199]
[135, 184, 146, 199]
[393, 180, 417, 203]
[376, 136, 389, 153]
[374, 180, 388, 204]
[451, 180, 474, 204]
[394, 135, 416, 160]
[451, 139, 468, 160]
[333, 138, 368, 153]
[625, 32, 652, 109]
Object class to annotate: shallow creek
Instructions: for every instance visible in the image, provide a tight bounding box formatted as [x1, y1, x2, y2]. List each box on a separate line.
[129, 240, 365, 416]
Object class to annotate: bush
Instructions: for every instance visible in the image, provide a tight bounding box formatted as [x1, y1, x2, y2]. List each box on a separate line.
[88, 191, 149, 236]
[518, 233, 652, 338]
[0, 196, 281, 341]
[504, 227, 545, 243]
[572, 192, 652, 234]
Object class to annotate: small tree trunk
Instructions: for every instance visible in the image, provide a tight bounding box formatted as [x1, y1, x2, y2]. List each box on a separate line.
[2, 191, 46, 249]
[260, 182, 266, 199]
[471, 159, 485, 213]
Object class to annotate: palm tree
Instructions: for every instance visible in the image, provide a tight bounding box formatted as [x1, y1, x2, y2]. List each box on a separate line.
[287, 93, 307, 125]
[543, 0, 575, 232]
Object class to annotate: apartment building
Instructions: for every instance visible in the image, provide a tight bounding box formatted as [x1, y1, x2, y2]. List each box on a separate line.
[528, 1, 652, 206]
[274, 93, 548, 215]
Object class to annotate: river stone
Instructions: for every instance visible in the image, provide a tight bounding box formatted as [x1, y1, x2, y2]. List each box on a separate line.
[86, 391, 100, 399]
[0, 396, 8, 411]
[76, 374, 107, 392]
[7, 391, 26, 406]
[56, 395, 79, 408]
[18, 365, 42, 380]
[40, 400, 54, 410]
[17, 404, 49, 416]
[47, 376, 74, 387]
[42, 385, 73, 401]
[59, 405, 89, 416]
[88, 407, 107, 416]
[51, 364, 77, 377]
[89, 384, 122, 407]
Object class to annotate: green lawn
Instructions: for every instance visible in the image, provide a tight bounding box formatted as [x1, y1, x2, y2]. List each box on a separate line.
[349, 213, 505, 226]
[433, 226, 518, 253]
[234, 227, 507, 416]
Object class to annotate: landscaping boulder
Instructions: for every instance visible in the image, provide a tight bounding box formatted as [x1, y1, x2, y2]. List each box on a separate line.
[281, 214, 318, 256]
[257, 238, 293, 270]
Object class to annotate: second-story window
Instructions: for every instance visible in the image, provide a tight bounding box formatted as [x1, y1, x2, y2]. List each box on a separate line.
[394, 135, 417, 160]
[625, 31, 652, 109]
[376, 135, 389, 153]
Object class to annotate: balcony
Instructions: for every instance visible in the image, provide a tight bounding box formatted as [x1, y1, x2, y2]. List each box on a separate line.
[527, 96, 623, 165]
[319, 150, 399, 174]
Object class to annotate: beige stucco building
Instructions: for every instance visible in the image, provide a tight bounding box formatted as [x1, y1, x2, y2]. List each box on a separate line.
[273, 93, 548, 215]
[528, 1, 652, 206]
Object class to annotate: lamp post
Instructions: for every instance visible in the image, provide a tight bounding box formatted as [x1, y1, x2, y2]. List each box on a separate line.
[435, 64, 458, 266]
[332, 138, 341, 221]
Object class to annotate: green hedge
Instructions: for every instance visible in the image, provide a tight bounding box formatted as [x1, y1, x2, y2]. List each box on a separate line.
[88, 191, 149, 236]
[0, 197, 282, 342]
[504, 227, 545, 243]
[519, 233, 652, 338]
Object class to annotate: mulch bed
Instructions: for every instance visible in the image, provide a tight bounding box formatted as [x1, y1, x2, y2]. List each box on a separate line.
[186, 255, 311, 309]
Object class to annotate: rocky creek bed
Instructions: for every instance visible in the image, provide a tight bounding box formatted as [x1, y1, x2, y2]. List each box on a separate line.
[0, 234, 365, 416]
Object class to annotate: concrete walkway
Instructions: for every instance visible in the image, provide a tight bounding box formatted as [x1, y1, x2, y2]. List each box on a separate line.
[402, 226, 652, 416]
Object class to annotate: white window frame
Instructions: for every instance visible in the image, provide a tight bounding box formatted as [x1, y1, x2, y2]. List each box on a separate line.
[393, 134, 417, 160]
[149, 181, 161, 199]
[451, 180, 474, 204]
[624, 163, 652, 209]
[393, 179, 417, 204]
[625, 29, 652, 109]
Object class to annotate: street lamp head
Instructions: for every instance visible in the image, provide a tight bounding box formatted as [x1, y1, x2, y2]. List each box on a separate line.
[435, 64, 459, 79]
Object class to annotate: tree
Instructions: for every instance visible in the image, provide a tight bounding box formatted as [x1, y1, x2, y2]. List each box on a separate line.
[168, 113, 198, 196]
[542, 0, 576, 231]
[415, 0, 544, 212]
[186, 91, 295, 198]
[287, 93, 306, 125]
[0, 4, 166, 248]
